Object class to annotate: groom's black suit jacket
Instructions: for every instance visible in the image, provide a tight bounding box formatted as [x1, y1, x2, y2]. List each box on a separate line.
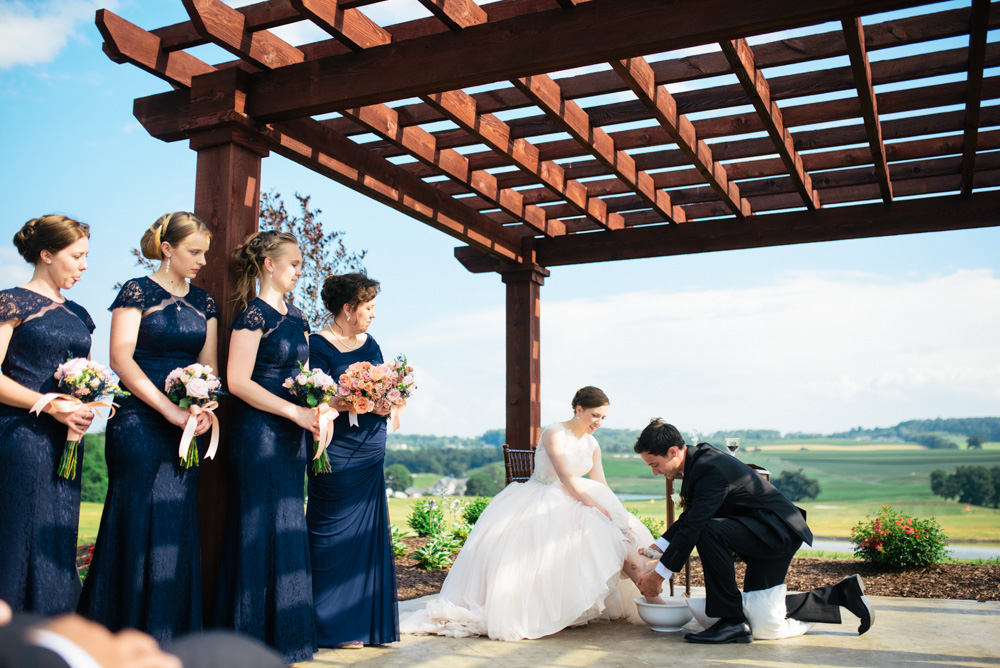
[659, 444, 813, 573]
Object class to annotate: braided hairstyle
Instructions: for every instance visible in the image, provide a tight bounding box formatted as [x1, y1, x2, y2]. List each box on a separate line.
[13, 215, 90, 264]
[231, 230, 299, 312]
[139, 212, 211, 260]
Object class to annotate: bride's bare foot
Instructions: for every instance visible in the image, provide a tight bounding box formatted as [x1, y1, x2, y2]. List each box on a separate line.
[644, 595, 667, 605]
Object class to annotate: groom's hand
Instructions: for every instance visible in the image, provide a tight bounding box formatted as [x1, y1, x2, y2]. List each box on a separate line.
[638, 570, 665, 598]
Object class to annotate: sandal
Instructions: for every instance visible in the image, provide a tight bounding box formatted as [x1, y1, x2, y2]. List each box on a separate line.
[337, 641, 364, 650]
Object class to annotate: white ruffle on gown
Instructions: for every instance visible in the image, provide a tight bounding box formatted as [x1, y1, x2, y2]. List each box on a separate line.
[401, 423, 656, 641]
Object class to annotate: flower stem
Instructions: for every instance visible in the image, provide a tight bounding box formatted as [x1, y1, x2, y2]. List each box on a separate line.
[311, 440, 332, 474]
[179, 438, 200, 469]
[57, 440, 79, 480]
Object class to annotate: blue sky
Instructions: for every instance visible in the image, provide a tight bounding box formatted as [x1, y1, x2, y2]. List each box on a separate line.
[1, 0, 998, 439]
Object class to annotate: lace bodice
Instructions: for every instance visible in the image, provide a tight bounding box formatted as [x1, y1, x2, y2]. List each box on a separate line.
[529, 423, 597, 484]
[231, 299, 309, 389]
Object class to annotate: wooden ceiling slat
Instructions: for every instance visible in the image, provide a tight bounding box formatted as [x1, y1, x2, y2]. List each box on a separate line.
[291, 0, 392, 50]
[181, 0, 304, 69]
[612, 56, 751, 217]
[415, 0, 488, 30]
[961, 0, 992, 196]
[424, 89, 624, 230]
[97, 10, 215, 88]
[842, 17, 892, 203]
[513, 73, 683, 223]
[343, 104, 564, 235]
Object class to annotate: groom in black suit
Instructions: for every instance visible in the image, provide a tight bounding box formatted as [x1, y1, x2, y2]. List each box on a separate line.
[633, 419, 873, 644]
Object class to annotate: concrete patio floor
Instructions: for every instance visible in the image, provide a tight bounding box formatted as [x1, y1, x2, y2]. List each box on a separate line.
[295, 589, 1000, 668]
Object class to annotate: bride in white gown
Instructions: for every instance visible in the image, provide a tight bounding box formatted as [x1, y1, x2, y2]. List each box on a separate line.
[401, 387, 664, 641]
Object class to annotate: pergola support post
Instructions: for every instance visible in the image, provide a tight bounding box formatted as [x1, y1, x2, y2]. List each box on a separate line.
[189, 124, 269, 615]
[499, 263, 549, 449]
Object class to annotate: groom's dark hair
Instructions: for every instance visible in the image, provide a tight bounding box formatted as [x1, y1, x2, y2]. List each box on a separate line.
[633, 418, 686, 456]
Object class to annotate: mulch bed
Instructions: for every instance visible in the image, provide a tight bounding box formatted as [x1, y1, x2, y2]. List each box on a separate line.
[79, 539, 1000, 603]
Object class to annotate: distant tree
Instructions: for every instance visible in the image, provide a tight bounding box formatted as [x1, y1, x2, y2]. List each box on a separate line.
[771, 469, 820, 502]
[480, 429, 505, 446]
[384, 464, 413, 493]
[912, 433, 958, 450]
[991, 467, 1000, 508]
[464, 471, 496, 497]
[260, 191, 367, 327]
[929, 470, 949, 497]
[953, 465, 993, 506]
[485, 462, 506, 492]
[967, 434, 984, 449]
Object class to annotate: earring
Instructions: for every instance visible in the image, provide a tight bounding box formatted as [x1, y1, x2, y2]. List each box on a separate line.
[166, 258, 171, 274]
[346, 315, 350, 322]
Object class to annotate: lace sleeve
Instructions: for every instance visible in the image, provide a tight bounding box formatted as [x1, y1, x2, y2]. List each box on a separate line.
[230, 302, 268, 332]
[66, 301, 96, 334]
[203, 292, 219, 319]
[0, 290, 20, 322]
[109, 279, 148, 311]
[188, 286, 219, 319]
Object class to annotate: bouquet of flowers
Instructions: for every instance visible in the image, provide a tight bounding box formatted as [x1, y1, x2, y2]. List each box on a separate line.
[30, 358, 129, 479]
[336, 354, 415, 431]
[164, 363, 223, 468]
[283, 364, 338, 474]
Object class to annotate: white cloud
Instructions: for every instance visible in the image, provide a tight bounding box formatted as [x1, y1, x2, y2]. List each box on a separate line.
[0, 247, 32, 285]
[394, 268, 1000, 438]
[0, 0, 111, 69]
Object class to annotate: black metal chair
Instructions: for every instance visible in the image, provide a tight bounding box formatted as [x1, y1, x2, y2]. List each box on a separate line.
[502, 443, 535, 487]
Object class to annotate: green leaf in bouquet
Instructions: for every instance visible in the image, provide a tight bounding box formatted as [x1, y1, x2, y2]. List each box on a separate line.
[179, 397, 192, 409]
[307, 395, 319, 408]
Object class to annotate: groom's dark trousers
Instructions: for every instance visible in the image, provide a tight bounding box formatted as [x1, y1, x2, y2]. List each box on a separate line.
[659, 444, 844, 623]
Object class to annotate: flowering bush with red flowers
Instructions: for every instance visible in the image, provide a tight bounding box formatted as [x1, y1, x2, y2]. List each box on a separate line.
[850, 505, 948, 569]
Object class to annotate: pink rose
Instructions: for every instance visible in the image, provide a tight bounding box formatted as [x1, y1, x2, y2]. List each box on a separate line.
[387, 388, 402, 403]
[89, 378, 101, 389]
[353, 396, 373, 414]
[374, 398, 391, 414]
[370, 366, 386, 382]
[186, 377, 210, 400]
[282, 378, 294, 389]
[59, 358, 89, 380]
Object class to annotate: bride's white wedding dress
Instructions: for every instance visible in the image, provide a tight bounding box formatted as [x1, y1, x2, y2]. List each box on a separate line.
[401, 423, 656, 641]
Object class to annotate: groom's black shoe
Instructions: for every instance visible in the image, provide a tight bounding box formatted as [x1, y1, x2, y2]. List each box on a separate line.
[684, 618, 752, 644]
[837, 574, 874, 635]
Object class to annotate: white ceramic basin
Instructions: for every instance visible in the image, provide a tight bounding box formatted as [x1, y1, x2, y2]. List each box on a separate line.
[634, 597, 694, 632]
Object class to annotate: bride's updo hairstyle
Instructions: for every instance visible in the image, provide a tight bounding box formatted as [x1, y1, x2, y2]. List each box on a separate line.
[571, 386, 609, 411]
[139, 212, 211, 261]
[231, 230, 298, 311]
[13, 215, 90, 264]
[321, 273, 380, 320]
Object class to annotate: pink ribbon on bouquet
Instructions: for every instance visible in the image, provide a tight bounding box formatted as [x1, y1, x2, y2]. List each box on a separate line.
[179, 402, 220, 462]
[313, 403, 337, 460]
[30, 392, 117, 441]
[389, 402, 407, 433]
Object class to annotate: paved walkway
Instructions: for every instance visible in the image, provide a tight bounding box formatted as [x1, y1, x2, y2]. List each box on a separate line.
[295, 591, 1000, 668]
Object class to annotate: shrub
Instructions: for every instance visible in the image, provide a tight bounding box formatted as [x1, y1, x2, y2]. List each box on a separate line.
[461, 497, 491, 525]
[626, 508, 665, 536]
[414, 534, 460, 570]
[450, 521, 473, 547]
[389, 524, 408, 557]
[850, 505, 948, 569]
[407, 498, 446, 537]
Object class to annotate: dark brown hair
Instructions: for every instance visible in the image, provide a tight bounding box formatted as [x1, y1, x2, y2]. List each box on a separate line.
[571, 386, 610, 410]
[13, 215, 90, 264]
[139, 212, 212, 260]
[321, 273, 380, 319]
[231, 230, 299, 312]
[633, 418, 686, 456]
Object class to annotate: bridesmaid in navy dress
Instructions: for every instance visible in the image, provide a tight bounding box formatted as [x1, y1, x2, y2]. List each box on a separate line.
[307, 273, 399, 648]
[0, 215, 95, 614]
[78, 213, 217, 643]
[213, 231, 319, 663]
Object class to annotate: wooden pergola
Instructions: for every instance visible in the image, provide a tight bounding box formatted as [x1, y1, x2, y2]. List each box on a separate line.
[97, 0, 998, 597]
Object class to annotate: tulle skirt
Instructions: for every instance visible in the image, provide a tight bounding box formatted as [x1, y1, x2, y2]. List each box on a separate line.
[401, 477, 656, 641]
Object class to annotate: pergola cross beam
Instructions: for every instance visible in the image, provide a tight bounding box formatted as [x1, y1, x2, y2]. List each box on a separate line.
[961, 0, 992, 196]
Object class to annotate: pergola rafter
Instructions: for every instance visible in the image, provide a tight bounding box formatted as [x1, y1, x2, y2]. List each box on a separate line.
[97, 0, 1000, 604]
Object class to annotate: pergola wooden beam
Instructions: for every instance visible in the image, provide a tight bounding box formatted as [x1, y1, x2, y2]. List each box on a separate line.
[842, 17, 892, 204]
[416, 0, 488, 30]
[289, 0, 392, 50]
[513, 73, 685, 224]
[721, 38, 820, 210]
[611, 56, 750, 218]
[455, 191, 1000, 271]
[244, 0, 938, 121]
[961, 0, 991, 196]
[343, 104, 565, 236]
[97, 9, 215, 87]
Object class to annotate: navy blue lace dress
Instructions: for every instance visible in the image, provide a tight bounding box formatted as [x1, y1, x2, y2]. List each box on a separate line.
[0, 287, 94, 614]
[212, 299, 316, 664]
[307, 333, 399, 647]
[77, 277, 217, 643]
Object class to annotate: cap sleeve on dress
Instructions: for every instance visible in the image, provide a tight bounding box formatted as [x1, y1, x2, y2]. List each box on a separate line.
[289, 304, 310, 334]
[189, 285, 219, 319]
[0, 290, 20, 322]
[109, 278, 150, 311]
[230, 301, 268, 332]
[66, 301, 96, 334]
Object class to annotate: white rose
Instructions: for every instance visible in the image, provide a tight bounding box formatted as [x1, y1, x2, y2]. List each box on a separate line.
[186, 377, 210, 400]
[60, 358, 89, 379]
